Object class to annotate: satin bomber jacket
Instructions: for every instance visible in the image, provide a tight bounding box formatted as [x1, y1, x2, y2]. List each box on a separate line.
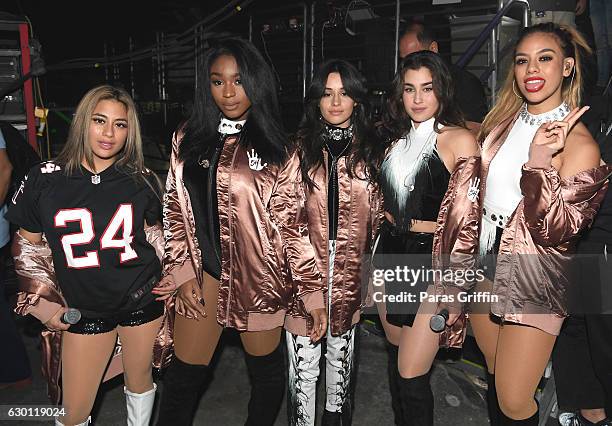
[284, 150, 385, 337]
[431, 155, 482, 348]
[480, 115, 612, 331]
[162, 131, 325, 331]
[12, 225, 172, 404]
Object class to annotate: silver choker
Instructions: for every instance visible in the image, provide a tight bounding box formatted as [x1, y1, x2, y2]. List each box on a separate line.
[518, 102, 571, 127]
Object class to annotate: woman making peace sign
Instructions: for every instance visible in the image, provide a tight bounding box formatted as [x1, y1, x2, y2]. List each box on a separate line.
[472, 23, 612, 425]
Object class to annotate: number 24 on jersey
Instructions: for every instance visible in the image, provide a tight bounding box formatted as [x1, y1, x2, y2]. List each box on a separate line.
[54, 204, 138, 269]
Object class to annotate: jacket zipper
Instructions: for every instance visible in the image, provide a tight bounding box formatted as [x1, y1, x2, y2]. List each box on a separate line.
[226, 137, 240, 324]
[325, 141, 351, 330]
[208, 135, 223, 267]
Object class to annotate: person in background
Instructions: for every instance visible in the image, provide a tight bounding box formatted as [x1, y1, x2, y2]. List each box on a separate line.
[398, 20, 488, 125]
[0, 126, 31, 391]
[530, 0, 587, 28]
[589, 0, 611, 91]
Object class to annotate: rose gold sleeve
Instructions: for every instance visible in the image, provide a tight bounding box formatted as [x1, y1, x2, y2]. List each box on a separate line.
[520, 165, 609, 246]
[269, 151, 324, 313]
[162, 132, 196, 287]
[11, 232, 64, 323]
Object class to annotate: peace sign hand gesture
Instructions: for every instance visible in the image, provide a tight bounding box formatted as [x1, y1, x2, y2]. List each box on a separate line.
[527, 106, 590, 169]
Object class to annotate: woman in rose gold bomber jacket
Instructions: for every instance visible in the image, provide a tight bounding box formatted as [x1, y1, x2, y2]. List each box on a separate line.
[471, 23, 612, 425]
[283, 59, 385, 426]
[152, 38, 326, 426]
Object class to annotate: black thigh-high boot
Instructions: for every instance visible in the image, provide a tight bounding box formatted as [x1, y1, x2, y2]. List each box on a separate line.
[156, 356, 211, 426]
[499, 401, 539, 426]
[386, 343, 404, 425]
[486, 373, 501, 426]
[499, 410, 538, 425]
[398, 372, 434, 426]
[244, 343, 285, 426]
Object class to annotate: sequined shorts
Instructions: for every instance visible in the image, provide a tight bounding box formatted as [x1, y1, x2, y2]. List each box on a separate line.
[67, 301, 164, 335]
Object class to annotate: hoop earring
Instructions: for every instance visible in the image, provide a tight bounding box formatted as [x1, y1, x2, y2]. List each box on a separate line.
[512, 80, 522, 99]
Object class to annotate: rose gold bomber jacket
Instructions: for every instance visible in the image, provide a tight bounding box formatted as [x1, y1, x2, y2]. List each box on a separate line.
[284, 149, 385, 337]
[479, 115, 612, 335]
[162, 132, 325, 331]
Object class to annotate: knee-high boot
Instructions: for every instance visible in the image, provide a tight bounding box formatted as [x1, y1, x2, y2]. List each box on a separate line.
[499, 400, 539, 426]
[156, 357, 210, 426]
[244, 343, 285, 426]
[398, 373, 434, 426]
[125, 383, 157, 426]
[499, 410, 538, 425]
[386, 343, 404, 425]
[486, 373, 502, 426]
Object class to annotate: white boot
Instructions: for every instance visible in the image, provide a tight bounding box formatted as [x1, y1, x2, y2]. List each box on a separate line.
[124, 382, 157, 426]
[55, 415, 91, 425]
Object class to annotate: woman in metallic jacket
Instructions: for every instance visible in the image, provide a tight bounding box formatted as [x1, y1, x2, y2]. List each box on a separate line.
[153, 38, 326, 426]
[283, 59, 384, 426]
[472, 23, 611, 425]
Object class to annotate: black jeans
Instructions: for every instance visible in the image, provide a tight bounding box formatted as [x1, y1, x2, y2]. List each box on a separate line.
[552, 241, 612, 413]
[0, 243, 31, 383]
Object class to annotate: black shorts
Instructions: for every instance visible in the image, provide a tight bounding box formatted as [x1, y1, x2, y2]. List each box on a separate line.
[67, 301, 164, 335]
[374, 221, 434, 328]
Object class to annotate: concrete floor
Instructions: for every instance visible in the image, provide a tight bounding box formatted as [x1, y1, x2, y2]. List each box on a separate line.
[1, 315, 495, 426]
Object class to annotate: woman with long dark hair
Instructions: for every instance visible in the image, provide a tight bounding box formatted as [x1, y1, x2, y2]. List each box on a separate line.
[153, 38, 326, 426]
[283, 59, 384, 425]
[472, 23, 611, 425]
[7, 85, 169, 426]
[376, 50, 481, 425]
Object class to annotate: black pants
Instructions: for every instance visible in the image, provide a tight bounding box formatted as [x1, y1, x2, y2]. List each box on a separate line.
[0, 244, 31, 383]
[552, 241, 612, 413]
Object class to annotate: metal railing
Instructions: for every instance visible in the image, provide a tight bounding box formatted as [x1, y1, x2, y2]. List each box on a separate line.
[455, 0, 531, 103]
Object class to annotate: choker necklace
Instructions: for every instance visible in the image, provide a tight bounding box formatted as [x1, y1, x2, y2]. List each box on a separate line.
[218, 117, 247, 135]
[519, 102, 571, 127]
[323, 123, 353, 141]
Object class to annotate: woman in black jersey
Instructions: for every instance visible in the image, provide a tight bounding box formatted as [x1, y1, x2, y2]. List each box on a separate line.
[7, 85, 167, 426]
[153, 38, 325, 426]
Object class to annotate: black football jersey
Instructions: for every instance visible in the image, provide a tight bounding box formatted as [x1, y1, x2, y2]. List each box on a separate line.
[7, 161, 162, 317]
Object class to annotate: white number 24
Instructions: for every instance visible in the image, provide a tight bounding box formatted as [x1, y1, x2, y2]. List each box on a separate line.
[54, 204, 138, 269]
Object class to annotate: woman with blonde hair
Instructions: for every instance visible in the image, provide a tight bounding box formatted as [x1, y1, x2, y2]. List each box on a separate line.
[471, 23, 611, 425]
[7, 85, 170, 426]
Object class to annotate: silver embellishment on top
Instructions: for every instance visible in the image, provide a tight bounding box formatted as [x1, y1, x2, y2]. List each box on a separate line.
[518, 102, 571, 127]
[324, 124, 353, 141]
[218, 117, 247, 135]
[91, 175, 101, 185]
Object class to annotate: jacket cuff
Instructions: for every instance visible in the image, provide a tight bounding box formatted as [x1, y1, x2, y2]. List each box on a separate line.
[28, 299, 63, 324]
[525, 144, 554, 169]
[169, 261, 197, 288]
[301, 290, 325, 314]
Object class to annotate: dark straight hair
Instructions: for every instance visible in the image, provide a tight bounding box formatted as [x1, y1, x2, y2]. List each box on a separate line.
[380, 50, 465, 143]
[296, 59, 384, 190]
[179, 37, 289, 165]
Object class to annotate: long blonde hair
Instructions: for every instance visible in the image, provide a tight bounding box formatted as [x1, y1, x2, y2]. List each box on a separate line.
[56, 85, 145, 175]
[479, 23, 592, 141]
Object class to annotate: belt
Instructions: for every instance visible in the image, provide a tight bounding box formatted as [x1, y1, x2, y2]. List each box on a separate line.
[482, 204, 511, 228]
